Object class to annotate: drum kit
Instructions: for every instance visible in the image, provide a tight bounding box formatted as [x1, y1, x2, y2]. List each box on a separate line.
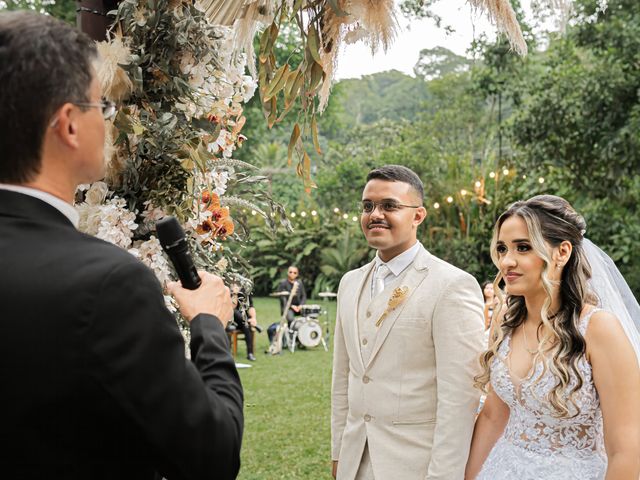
[268, 290, 337, 354]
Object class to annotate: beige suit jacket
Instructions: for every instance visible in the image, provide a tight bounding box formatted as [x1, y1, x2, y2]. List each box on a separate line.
[331, 246, 485, 480]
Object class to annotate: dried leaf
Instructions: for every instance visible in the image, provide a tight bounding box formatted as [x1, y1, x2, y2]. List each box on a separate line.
[309, 60, 325, 93]
[287, 123, 301, 166]
[302, 150, 316, 193]
[264, 64, 290, 100]
[311, 115, 322, 155]
[306, 24, 322, 64]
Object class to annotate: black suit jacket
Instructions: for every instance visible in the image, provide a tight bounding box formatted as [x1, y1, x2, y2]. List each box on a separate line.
[0, 190, 243, 480]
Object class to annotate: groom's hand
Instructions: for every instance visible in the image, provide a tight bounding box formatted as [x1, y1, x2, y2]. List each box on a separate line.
[332, 460, 338, 478]
[168, 271, 232, 326]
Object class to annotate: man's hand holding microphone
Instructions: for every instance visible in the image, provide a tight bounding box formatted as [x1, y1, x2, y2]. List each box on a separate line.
[168, 272, 233, 326]
[157, 216, 232, 326]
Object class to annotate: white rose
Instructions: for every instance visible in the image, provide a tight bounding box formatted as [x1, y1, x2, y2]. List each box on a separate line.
[85, 181, 109, 206]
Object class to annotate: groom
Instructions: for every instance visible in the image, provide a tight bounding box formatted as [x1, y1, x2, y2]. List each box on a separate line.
[331, 165, 485, 479]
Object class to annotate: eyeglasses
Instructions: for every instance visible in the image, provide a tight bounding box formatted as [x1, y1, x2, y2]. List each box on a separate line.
[49, 98, 117, 128]
[73, 99, 117, 120]
[360, 200, 421, 214]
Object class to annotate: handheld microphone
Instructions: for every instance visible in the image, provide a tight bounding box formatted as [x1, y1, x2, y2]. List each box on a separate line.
[156, 216, 202, 290]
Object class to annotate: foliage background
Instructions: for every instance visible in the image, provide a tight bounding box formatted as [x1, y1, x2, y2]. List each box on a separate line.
[235, 0, 640, 297]
[3, 0, 637, 295]
[3, 1, 639, 479]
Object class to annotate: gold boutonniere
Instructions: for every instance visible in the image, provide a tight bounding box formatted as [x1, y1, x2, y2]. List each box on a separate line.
[375, 286, 409, 327]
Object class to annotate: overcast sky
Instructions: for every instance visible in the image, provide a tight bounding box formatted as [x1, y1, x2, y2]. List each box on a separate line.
[335, 0, 534, 79]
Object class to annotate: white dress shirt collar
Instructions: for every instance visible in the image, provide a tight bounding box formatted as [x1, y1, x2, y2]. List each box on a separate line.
[0, 184, 79, 228]
[374, 240, 422, 277]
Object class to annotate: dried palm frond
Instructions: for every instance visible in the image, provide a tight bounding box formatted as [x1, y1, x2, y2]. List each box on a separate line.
[469, 0, 528, 56]
[349, 0, 397, 53]
[319, 0, 350, 112]
[318, 0, 398, 111]
[198, 0, 246, 26]
[103, 123, 125, 186]
[96, 34, 133, 103]
[231, 1, 277, 77]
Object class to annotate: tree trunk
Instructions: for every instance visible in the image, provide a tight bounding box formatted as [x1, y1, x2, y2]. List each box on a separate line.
[77, 0, 120, 41]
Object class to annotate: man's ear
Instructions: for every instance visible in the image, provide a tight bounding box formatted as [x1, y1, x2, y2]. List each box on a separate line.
[414, 206, 427, 227]
[50, 103, 80, 149]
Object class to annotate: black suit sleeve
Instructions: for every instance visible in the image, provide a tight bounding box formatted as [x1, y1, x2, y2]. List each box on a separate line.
[86, 260, 243, 480]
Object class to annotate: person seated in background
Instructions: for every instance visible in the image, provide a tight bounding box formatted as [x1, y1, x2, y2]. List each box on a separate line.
[268, 265, 307, 343]
[229, 284, 258, 361]
[481, 280, 499, 330]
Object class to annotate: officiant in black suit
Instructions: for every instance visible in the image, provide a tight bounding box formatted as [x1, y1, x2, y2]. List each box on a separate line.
[0, 11, 242, 480]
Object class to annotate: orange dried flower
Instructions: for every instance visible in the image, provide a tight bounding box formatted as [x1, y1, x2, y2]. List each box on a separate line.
[196, 218, 216, 235]
[208, 205, 229, 222]
[201, 191, 221, 208]
[215, 217, 234, 238]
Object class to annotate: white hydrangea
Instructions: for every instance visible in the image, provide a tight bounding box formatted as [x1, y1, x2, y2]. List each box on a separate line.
[76, 185, 138, 250]
[141, 201, 167, 223]
[211, 169, 230, 196]
[241, 75, 257, 102]
[94, 198, 138, 249]
[128, 236, 172, 285]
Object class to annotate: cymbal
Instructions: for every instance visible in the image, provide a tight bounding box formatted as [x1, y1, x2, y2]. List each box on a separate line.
[318, 291, 337, 298]
[269, 291, 291, 297]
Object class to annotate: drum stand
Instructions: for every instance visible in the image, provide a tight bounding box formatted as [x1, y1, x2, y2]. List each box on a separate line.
[318, 293, 336, 353]
[321, 309, 330, 352]
[286, 327, 298, 354]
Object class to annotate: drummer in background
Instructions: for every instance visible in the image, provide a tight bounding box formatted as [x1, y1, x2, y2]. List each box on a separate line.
[277, 265, 307, 323]
[267, 265, 307, 344]
[231, 284, 258, 361]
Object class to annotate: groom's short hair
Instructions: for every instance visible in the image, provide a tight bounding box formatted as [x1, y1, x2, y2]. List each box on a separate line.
[0, 11, 97, 183]
[366, 165, 424, 204]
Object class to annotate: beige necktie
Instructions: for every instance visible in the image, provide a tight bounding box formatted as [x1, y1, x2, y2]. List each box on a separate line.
[373, 264, 391, 298]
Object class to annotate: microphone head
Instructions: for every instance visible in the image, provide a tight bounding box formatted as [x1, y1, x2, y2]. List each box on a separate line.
[156, 216, 185, 249]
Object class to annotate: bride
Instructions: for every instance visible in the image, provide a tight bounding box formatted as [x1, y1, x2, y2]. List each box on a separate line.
[465, 195, 640, 479]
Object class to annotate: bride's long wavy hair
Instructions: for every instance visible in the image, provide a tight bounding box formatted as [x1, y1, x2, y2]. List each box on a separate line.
[474, 195, 598, 417]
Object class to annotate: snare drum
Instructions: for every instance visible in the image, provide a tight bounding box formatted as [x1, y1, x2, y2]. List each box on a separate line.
[300, 304, 322, 318]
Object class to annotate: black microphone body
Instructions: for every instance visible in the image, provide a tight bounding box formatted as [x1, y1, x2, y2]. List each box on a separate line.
[156, 217, 202, 290]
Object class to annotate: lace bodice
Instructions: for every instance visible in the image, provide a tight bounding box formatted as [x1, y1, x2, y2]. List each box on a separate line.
[477, 309, 607, 480]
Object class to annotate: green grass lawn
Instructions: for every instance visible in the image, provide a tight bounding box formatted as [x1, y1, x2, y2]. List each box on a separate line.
[236, 297, 337, 480]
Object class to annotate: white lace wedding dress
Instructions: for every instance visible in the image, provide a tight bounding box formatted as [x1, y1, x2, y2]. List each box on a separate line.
[477, 309, 607, 480]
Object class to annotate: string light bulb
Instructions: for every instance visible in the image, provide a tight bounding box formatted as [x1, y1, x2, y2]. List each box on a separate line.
[333, 207, 340, 213]
[290, 212, 296, 218]
[489, 172, 496, 179]
[251, 210, 257, 216]
[447, 196, 453, 203]
[475, 181, 482, 188]
[300, 211, 307, 217]
[538, 177, 545, 184]
[311, 210, 317, 216]
[433, 202, 440, 209]
[461, 189, 467, 196]
[352, 216, 358, 222]
[503, 168, 509, 176]
[342, 213, 348, 219]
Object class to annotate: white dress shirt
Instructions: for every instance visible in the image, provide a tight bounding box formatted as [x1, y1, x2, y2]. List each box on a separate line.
[371, 240, 422, 297]
[0, 184, 79, 228]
